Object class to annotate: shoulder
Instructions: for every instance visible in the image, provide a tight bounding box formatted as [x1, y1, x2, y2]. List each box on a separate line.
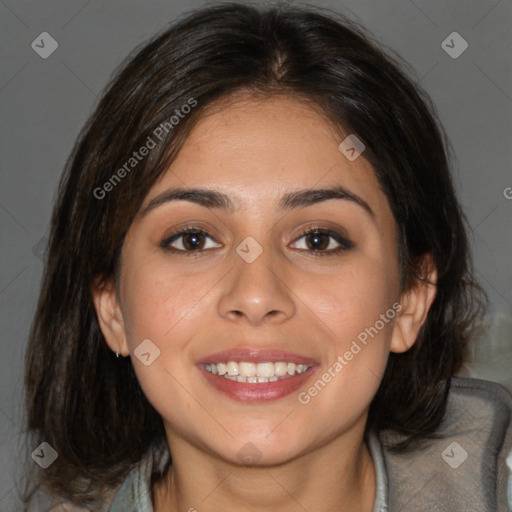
[22, 439, 170, 512]
[20, 491, 114, 512]
[379, 377, 512, 511]
[449, 376, 512, 411]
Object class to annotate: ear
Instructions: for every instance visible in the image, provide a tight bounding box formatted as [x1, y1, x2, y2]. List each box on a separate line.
[390, 254, 437, 354]
[91, 276, 130, 356]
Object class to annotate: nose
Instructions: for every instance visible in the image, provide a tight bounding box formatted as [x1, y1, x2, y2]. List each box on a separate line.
[217, 243, 296, 326]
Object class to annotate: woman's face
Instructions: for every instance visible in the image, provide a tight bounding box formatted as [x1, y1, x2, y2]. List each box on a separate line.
[102, 94, 408, 464]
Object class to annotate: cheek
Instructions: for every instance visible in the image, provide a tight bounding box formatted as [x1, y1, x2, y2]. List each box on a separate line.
[300, 255, 397, 403]
[120, 261, 213, 349]
[118, 263, 205, 426]
[309, 255, 398, 340]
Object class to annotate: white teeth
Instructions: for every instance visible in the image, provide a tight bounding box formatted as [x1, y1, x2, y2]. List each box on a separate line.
[274, 362, 288, 376]
[227, 361, 239, 376]
[239, 362, 257, 377]
[256, 362, 274, 378]
[204, 360, 313, 382]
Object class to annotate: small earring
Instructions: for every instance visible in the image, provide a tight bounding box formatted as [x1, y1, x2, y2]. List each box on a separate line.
[116, 351, 120, 358]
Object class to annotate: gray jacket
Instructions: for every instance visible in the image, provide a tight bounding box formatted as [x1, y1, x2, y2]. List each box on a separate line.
[24, 378, 512, 511]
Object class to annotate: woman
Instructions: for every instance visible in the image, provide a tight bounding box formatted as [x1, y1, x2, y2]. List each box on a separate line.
[22, 3, 512, 511]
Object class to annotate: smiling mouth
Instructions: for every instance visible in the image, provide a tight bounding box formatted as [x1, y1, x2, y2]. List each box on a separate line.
[204, 361, 313, 383]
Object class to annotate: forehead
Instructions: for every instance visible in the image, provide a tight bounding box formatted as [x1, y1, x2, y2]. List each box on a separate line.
[146, 94, 390, 222]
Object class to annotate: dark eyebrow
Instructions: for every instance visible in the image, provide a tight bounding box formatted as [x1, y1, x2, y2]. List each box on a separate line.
[140, 188, 236, 217]
[279, 186, 375, 219]
[139, 186, 374, 219]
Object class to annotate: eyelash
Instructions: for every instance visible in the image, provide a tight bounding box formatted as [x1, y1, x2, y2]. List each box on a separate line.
[160, 226, 354, 258]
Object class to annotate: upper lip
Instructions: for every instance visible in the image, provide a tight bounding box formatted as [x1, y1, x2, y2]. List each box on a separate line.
[196, 348, 317, 365]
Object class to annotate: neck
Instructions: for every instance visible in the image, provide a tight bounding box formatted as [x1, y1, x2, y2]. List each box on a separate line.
[153, 427, 376, 512]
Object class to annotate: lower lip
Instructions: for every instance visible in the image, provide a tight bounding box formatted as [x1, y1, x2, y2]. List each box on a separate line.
[199, 365, 318, 402]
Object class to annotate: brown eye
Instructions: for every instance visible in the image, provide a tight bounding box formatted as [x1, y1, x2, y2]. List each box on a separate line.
[291, 228, 354, 256]
[160, 228, 221, 253]
[181, 231, 206, 250]
[305, 231, 330, 251]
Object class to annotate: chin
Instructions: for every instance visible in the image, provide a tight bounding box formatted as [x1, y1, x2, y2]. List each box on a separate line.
[208, 434, 307, 467]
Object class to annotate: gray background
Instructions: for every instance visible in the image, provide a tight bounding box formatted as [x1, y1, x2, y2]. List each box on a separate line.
[1, 0, 511, 509]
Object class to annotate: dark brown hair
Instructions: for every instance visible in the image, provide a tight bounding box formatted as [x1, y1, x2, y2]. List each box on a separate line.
[22, 2, 486, 508]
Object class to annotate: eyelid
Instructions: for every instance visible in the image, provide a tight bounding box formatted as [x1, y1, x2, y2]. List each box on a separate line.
[290, 226, 354, 255]
[160, 224, 354, 257]
[160, 227, 221, 254]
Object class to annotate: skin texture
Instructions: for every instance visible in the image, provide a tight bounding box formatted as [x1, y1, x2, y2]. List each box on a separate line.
[93, 94, 437, 512]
